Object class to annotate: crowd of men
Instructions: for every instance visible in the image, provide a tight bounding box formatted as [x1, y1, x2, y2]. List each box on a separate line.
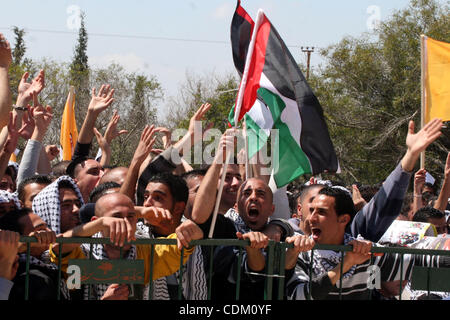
[0, 32, 449, 301]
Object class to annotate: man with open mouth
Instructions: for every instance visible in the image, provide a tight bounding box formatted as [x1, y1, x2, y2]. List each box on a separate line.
[191, 129, 293, 300]
[286, 186, 450, 300]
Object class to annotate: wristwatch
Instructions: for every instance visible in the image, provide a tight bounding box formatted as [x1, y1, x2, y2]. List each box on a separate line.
[12, 104, 27, 111]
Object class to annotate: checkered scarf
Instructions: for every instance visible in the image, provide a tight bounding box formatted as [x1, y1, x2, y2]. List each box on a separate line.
[0, 190, 21, 209]
[32, 176, 84, 234]
[312, 233, 358, 279]
[225, 208, 251, 234]
[80, 232, 137, 300]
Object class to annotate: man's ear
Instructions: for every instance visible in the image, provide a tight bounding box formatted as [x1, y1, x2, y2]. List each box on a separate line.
[269, 204, 275, 217]
[90, 216, 98, 222]
[338, 214, 350, 226]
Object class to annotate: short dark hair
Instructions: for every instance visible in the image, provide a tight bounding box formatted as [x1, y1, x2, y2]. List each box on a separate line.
[0, 208, 33, 234]
[58, 179, 77, 191]
[148, 172, 188, 204]
[181, 169, 207, 182]
[318, 186, 356, 223]
[412, 206, 444, 222]
[423, 182, 437, 194]
[17, 175, 52, 203]
[52, 160, 72, 177]
[299, 184, 325, 204]
[399, 193, 414, 218]
[358, 184, 381, 203]
[89, 181, 121, 203]
[66, 157, 89, 178]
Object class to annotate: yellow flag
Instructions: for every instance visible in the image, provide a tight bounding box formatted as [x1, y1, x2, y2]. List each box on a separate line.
[422, 36, 450, 123]
[60, 86, 78, 160]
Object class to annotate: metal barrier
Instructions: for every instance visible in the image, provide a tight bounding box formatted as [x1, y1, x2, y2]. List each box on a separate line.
[16, 236, 450, 300]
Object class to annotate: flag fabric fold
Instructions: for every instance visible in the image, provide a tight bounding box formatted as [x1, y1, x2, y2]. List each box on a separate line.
[230, 1, 338, 187]
[422, 36, 450, 124]
[60, 86, 78, 161]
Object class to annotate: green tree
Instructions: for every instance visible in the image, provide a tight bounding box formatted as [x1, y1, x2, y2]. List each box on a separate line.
[311, 0, 450, 186]
[69, 11, 90, 130]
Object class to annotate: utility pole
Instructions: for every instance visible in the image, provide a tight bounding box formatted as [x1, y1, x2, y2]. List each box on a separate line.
[300, 46, 314, 81]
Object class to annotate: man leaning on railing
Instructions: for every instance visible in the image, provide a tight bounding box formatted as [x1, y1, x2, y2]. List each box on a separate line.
[285, 187, 450, 300]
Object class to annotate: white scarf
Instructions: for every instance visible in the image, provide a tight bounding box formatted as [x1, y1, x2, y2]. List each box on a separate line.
[32, 175, 84, 234]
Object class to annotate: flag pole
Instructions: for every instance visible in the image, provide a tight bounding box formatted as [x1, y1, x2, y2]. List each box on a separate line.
[420, 35, 427, 169]
[208, 9, 264, 238]
[243, 117, 251, 180]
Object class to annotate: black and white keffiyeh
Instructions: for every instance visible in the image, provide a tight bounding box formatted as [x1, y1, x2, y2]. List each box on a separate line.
[80, 232, 137, 300]
[224, 208, 251, 234]
[312, 233, 359, 279]
[32, 175, 84, 234]
[0, 190, 21, 209]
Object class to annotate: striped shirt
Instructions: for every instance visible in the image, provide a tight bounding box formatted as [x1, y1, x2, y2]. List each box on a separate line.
[286, 243, 449, 300]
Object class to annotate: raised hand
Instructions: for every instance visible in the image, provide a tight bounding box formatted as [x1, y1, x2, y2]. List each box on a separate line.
[401, 118, 443, 172]
[414, 168, 427, 195]
[132, 125, 158, 164]
[0, 33, 12, 69]
[351, 184, 367, 212]
[406, 118, 443, 155]
[30, 91, 53, 140]
[17, 70, 45, 106]
[104, 110, 128, 144]
[214, 128, 239, 164]
[45, 145, 60, 162]
[188, 103, 212, 139]
[88, 84, 115, 115]
[17, 107, 35, 140]
[155, 127, 172, 149]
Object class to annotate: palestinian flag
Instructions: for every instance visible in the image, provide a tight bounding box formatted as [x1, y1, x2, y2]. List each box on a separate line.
[231, 0, 254, 77]
[230, 5, 338, 187]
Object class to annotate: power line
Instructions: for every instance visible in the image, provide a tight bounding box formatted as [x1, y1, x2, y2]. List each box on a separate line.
[0, 26, 319, 50]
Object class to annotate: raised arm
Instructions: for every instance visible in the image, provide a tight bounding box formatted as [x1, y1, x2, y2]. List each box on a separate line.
[93, 110, 129, 168]
[191, 129, 237, 224]
[17, 93, 53, 183]
[0, 33, 12, 129]
[412, 168, 426, 218]
[350, 118, 443, 242]
[0, 112, 29, 182]
[401, 118, 443, 172]
[78, 85, 115, 144]
[120, 125, 157, 201]
[434, 152, 450, 212]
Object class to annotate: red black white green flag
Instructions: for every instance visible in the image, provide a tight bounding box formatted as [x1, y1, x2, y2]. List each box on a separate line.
[229, 2, 339, 187]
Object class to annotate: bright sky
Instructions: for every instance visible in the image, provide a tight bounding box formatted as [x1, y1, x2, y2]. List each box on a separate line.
[0, 0, 443, 121]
